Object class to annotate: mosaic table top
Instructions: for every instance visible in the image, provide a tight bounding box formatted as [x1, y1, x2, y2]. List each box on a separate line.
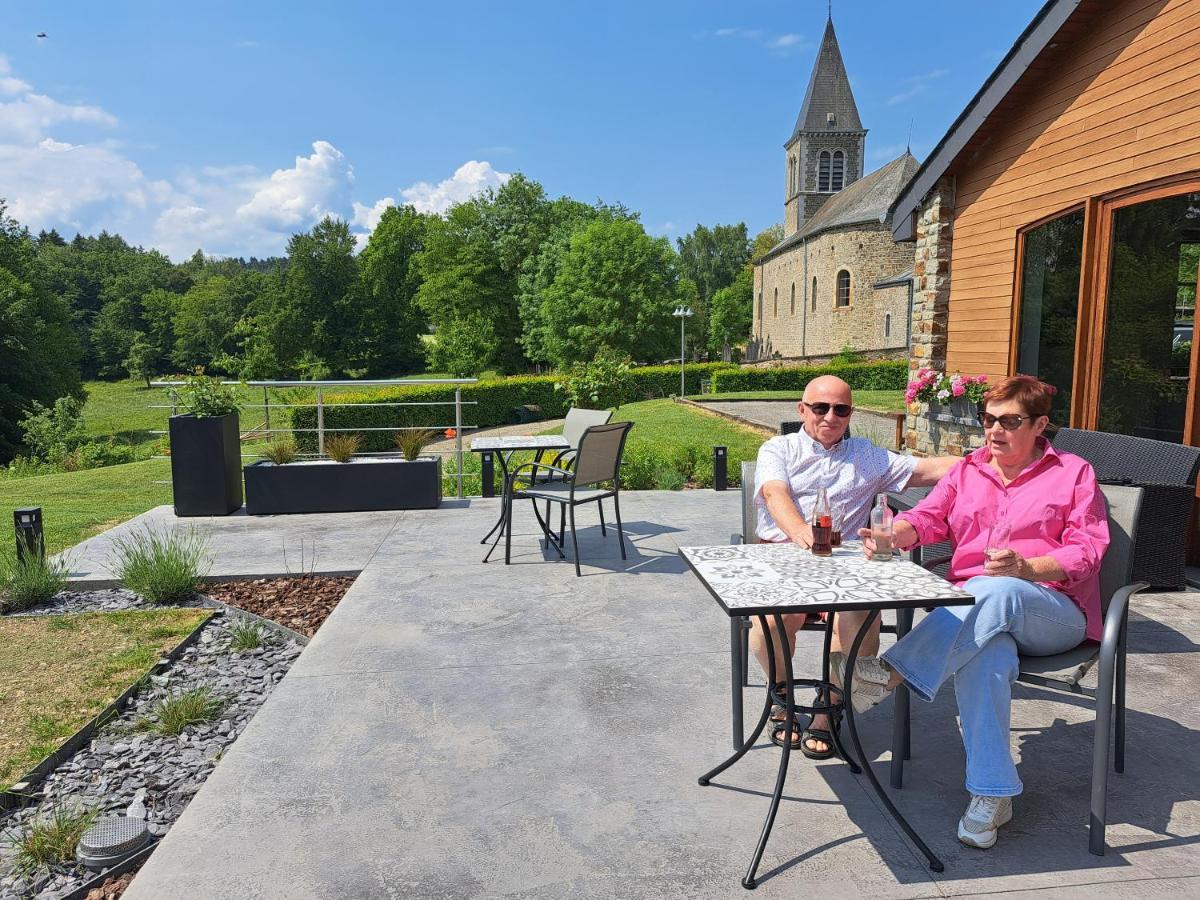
[680, 540, 974, 616]
[469, 435, 571, 452]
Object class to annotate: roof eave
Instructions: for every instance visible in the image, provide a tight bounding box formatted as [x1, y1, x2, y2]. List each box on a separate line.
[888, 0, 1084, 241]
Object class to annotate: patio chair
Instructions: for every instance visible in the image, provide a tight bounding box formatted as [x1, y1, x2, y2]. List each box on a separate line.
[503, 421, 634, 577]
[532, 407, 614, 528]
[729, 461, 912, 752]
[1051, 427, 1200, 590]
[891, 482, 1148, 856]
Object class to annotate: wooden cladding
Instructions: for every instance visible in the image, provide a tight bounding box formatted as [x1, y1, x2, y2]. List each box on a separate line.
[945, 0, 1200, 381]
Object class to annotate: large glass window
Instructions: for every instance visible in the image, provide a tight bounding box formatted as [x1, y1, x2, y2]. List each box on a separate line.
[1098, 193, 1200, 442]
[1016, 209, 1084, 423]
[836, 270, 851, 307]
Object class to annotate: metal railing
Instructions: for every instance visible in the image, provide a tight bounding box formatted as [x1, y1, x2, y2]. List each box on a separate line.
[149, 378, 478, 498]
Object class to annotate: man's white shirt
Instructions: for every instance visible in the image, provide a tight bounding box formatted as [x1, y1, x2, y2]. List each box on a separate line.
[754, 430, 917, 542]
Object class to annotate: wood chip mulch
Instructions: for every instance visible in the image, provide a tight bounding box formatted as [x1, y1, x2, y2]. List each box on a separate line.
[201, 575, 356, 637]
[85, 869, 136, 899]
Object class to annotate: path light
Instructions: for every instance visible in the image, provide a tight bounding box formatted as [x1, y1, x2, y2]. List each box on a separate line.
[76, 816, 152, 871]
[673, 305, 694, 397]
[13, 507, 43, 564]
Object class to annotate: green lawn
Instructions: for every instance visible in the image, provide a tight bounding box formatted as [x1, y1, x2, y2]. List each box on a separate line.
[694, 389, 906, 413]
[0, 459, 172, 554]
[0, 608, 210, 788]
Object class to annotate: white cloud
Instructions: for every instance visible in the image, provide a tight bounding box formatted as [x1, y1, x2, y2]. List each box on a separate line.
[0, 57, 508, 259]
[887, 68, 949, 105]
[768, 34, 804, 49]
[709, 27, 807, 55]
[399, 160, 510, 215]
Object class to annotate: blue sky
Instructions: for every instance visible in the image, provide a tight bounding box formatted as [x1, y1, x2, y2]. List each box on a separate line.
[0, 0, 1045, 260]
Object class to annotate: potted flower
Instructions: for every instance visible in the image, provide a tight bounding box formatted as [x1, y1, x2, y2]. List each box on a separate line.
[906, 369, 988, 421]
[167, 371, 244, 516]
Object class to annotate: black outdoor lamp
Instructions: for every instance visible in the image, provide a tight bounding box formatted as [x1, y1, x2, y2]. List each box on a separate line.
[713, 446, 728, 492]
[14, 507, 44, 564]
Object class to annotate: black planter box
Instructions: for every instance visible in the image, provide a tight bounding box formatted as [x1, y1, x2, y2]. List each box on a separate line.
[243, 457, 442, 515]
[169, 413, 243, 516]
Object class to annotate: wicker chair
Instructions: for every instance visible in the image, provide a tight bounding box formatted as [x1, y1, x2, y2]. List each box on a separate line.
[1051, 428, 1200, 590]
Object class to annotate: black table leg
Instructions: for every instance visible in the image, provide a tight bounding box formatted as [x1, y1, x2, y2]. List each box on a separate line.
[480, 453, 513, 548]
[843, 610, 944, 873]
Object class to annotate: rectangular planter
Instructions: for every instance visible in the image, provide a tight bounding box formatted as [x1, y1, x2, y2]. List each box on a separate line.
[243, 457, 442, 515]
[169, 413, 243, 516]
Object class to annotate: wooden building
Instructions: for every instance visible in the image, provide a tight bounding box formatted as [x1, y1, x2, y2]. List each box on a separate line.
[891, 0, 1200, 468]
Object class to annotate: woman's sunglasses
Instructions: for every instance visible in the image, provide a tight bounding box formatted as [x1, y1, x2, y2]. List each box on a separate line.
[978, 412, 1036, 431]
[803, 401, 853, 418]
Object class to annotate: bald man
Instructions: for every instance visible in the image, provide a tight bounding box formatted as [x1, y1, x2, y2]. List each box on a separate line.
[753, 375, 957, 757]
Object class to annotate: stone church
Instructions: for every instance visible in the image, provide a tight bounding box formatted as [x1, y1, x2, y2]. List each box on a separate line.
[750, 15, 916, 364]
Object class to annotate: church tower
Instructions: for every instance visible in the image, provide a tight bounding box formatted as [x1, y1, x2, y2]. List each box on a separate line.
[783, 15, 867, 236]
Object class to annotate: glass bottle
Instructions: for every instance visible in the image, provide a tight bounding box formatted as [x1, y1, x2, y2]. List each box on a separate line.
[870, 493, 894, 562]
[811, 488, 833, 557]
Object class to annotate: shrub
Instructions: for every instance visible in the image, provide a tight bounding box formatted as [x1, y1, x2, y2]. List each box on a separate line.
[227, 616, 267, 651]
[709, 361, 907, 393]
[19, 395, 87, 461]
[554, 347, 632, 409]
[173, 370, 242, 418]
[140, 685, 226, 735]
[6, 804, 99, 876]
[0, 548, 68, 613]
[395, 428, 438, 461]
[324, 433, 362, 462]
[261, 438, 298, 465]
[110, 527, 210, 603]
[654, 464, 687, 491]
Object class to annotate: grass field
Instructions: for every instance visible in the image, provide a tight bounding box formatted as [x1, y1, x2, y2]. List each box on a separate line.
[694, 389, 906, 413]
[0, 459, 172, 554]
[0, 607, 211, 788]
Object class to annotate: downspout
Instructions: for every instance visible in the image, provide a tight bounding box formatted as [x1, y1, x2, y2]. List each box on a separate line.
[801, 237, 809, 358]
[905, 278, 913, 350]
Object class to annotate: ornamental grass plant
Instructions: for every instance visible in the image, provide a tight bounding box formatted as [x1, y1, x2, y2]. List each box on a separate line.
[394, 428, 438, 461]
[139, 685, 226, 736]
[110, 527, 211, 604]
[5, 804, 99, 876]
[0, 548, 69, 613]
[260, 438, 298, 465]
[324, 433, 362, 462]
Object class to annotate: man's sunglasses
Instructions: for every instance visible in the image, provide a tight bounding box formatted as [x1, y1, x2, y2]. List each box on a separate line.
[978, 412, 1036, 431]
[803, 401, 853, 418]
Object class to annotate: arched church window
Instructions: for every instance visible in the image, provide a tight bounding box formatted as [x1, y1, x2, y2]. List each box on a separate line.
[832, 151, 845, 192]
[836, 270, 851, 307]
[818, 151, 831, 192]
[811, 277, 817, 311]
[790, 282, 796, 315]
[884, 313, 892, 338]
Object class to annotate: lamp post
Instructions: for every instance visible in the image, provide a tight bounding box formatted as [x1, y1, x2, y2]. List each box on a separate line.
[673, 304, 694, 397]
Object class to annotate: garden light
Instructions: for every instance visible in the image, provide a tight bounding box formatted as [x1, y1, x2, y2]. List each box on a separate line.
[13, 506, 44, 564]
[673, 305, 694, 397]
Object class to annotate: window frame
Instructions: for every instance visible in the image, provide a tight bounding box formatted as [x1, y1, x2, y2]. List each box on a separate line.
[835, 269, 851, 308]
[831, 150, 845, 192]
[818, 151, 831, 192]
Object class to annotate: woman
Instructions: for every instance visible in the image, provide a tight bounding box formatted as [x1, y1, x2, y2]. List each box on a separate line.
[852, 375, 1109, 850]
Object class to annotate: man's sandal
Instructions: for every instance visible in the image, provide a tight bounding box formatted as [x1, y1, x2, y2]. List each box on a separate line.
[799, 686, 838, 760]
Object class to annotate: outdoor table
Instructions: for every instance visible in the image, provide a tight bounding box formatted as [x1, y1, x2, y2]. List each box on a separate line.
[471, 435, 571, 556]
[679, 540, 974, 888]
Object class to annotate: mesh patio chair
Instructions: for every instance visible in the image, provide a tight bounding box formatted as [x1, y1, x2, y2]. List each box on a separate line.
[890, 483, 1148, 856]
[531, 407, 613, 525]
[503, 421, 634, 577]
[1051, 427, 1200, 589]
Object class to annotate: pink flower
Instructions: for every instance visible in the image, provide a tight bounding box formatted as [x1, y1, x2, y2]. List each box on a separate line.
[951, 382, 965, 397]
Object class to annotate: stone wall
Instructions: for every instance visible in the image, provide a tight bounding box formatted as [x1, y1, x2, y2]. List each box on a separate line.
[907, 403, 985, 458]
[905, 176, 957, 456]
[753, 222, 914, 360]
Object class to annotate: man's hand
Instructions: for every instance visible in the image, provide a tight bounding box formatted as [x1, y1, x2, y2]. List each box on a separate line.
[983, 548, 1030, 580]
[790, 521, 815, 549]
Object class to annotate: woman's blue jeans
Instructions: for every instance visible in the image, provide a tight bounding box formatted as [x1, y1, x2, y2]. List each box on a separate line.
[882, 576, 1086, 797]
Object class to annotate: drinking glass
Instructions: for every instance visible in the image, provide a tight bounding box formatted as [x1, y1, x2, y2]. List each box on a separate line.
[830, 504, 843, 548]
[986, 518, 1011, 561]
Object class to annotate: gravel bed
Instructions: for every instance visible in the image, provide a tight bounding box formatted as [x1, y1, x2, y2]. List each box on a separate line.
[0, 610, 304, 899]
[3, 589, 208, 618]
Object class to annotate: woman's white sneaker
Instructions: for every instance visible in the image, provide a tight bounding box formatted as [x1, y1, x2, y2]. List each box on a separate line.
[957, 795, 1013, 849]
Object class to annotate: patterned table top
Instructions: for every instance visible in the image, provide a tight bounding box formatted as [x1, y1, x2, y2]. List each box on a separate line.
[680, 541, 974, 617]
[470, 435, 571, 452]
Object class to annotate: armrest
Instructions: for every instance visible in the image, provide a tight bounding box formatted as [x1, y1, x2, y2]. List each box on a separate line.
[1099, 581, 1150, 657]
[920, 554, 953, 571]
[508, 461, 574, 483]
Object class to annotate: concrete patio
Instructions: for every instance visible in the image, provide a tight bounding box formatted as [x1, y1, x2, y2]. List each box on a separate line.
[91, 491, 1200, 898]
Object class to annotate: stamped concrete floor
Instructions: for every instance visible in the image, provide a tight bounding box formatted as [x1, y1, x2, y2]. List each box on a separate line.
[117, 491, 1200, 898]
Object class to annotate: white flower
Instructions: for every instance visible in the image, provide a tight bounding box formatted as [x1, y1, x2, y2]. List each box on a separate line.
[936, 389, 951, 400]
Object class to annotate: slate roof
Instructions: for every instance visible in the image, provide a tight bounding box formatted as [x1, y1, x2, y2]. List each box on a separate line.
[759, 152, 920, 263]
[788, 17, 863, 144]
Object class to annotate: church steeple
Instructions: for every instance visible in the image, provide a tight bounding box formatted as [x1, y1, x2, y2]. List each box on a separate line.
[783, 15, 868, 236]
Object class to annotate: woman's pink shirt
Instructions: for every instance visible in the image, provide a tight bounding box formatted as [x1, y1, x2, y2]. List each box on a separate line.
[896, 438, 1110, 641]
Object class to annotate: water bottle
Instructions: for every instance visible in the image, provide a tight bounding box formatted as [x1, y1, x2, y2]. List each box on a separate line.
[870, 493, 894, 562]
[811, 488, 833, 557]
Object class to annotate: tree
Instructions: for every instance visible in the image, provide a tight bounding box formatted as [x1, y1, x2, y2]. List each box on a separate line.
[538, 218, 678, 368]
[676, 223, 751, 358]
[428, 312, 498, 377]
[708, 267, 754, 361]
[172, 274, 254, 371]
[0, 202, 82, 461]
[357, 205, 429, 375]
[123, 334, 156, 387]
[751, 223, 785, 262]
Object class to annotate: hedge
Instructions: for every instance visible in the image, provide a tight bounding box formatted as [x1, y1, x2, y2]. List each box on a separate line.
[291, 363, 737, 452]
[709, 361, 907, 393]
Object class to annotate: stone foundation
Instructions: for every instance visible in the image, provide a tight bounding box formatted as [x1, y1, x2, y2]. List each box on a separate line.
[906, 402, 985, 457]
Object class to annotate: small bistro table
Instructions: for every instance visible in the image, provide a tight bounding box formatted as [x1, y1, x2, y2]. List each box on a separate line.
[470, 435, 571, 555]
[679, 540, 974, 888]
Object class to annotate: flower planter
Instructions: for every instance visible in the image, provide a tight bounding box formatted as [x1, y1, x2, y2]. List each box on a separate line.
[169, 413, 243, 516]
[243, 457, 442, 515]
[929, 397, 982, 423]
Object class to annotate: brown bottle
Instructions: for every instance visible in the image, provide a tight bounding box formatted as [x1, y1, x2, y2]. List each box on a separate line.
[811, 488, 833, 557]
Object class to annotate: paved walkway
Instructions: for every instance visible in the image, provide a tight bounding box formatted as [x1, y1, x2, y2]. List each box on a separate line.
[111, 493, 1200, 898]
[690, 399, 904, 449]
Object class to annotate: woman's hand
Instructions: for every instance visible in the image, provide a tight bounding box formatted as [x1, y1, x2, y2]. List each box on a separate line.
[857, 527, 878, 559]
[984, 548, 1030, 579]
